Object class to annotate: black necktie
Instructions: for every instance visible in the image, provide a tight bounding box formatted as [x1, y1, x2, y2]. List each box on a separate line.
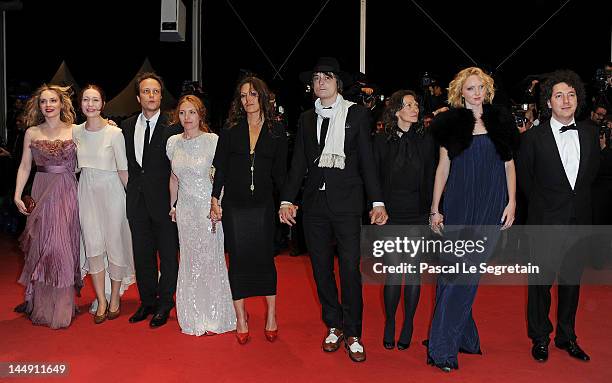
[319, 117, 330, 153]
[559, 123, 578, 133]
[318, 117, 330, 189]
[143, 120, 151, 164]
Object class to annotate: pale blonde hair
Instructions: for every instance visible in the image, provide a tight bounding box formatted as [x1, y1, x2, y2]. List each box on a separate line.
[24, 84, 76, 127]
[447, 67, 495, 108]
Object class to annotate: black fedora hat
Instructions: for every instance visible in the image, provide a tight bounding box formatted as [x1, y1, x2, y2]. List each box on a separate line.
[299, 57, 353, 86]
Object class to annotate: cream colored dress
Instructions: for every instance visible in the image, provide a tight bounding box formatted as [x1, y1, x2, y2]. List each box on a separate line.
[74, 123, 135, 288]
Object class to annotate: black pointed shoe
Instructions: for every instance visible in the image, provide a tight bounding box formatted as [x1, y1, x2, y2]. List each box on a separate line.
[129, 305, 155, 323]
[555, 341, 590, 361]
[149, 310, 170, 328]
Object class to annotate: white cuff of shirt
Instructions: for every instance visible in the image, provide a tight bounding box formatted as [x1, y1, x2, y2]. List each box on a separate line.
[280, 201, 293, 207]
[372, 202, 385, 208]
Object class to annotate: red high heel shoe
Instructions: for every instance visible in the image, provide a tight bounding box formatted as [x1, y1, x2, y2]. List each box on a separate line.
[236, 314, 249, 345]
[264, 329, 278, 342]
[264, 315, 278, 342]
[236, 331, 250, 345]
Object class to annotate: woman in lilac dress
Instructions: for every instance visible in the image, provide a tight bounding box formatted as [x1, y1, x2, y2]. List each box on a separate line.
[13, 84, 81, 329]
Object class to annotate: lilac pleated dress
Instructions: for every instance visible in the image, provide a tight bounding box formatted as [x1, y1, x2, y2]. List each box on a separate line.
[18, 139, 82, 329]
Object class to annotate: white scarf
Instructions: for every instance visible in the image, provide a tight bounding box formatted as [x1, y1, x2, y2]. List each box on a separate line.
[314, 94, 355, 169]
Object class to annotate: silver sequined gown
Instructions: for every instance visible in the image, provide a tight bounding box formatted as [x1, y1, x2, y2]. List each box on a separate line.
[166, 133, 236, 335]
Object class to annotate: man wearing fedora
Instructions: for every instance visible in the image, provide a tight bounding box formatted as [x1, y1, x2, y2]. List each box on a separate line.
[279, 57, 387, 362]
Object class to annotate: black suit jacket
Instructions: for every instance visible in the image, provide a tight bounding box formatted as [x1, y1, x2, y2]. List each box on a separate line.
[121, 113, 182, 221]
[281, 104, 383, 215]
[517, 120, 599, 224]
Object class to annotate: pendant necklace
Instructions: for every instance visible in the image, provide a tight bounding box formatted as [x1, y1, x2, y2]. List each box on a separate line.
[249, 119, 261, 196]
[249, 150, 255, 195]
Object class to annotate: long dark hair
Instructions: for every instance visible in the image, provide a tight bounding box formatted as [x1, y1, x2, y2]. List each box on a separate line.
[226, 76, 274, 131]
[381, 90, 424, 138]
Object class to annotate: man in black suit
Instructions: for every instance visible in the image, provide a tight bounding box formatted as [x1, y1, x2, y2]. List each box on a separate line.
[279, 57, 387, 363]
[122, 72, 181, 328]
[517, 70, 599, 362]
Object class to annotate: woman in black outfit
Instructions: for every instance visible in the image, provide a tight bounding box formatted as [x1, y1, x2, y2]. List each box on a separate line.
[373, 90, 436, 350]
[211, 76, 288, 344]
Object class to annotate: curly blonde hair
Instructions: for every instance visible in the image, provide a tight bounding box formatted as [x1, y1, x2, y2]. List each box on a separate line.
[447, 67, 495, 108]
[24, 84, 76, 127]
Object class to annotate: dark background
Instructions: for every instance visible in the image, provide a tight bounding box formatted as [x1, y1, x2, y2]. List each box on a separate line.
[4, 0, 611, 129]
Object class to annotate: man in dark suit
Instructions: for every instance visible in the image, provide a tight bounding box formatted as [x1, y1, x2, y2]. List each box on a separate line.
[279, 57, 387, 363]
[517, 70, 599, 362]
[122, 72, 181, 328]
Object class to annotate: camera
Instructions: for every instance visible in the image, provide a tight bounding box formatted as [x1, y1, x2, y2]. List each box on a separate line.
[181, 81, 205, 98]
[421, 72, 434, 88]
[512, 103, 529, 127]
[593, 68, 610, 94]
[599, 123, 611, 146]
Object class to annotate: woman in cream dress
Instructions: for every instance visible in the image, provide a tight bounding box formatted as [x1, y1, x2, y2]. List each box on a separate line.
[73, 85, 135, 323]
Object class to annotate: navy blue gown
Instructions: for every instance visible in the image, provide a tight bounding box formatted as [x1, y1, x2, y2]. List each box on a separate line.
[428, 134, 507, 368]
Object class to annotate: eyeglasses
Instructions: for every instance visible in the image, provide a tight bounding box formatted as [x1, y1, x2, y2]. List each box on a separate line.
[142, 88, 161, 95]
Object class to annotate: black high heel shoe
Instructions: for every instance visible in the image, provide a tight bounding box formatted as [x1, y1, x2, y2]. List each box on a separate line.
[427, 354, 458, 373]
[383, 320, 395, 350]
[397, 323, 412, 350]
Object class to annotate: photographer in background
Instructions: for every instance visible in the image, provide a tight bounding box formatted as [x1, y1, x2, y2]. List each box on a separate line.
[513, 103, 538, 133]
[590, 104, 608, 127]
[345, 72, 385, 133]
[590, 63, 611, 114]
[421, 73, 448, 116]
[593, 112, 612, 225]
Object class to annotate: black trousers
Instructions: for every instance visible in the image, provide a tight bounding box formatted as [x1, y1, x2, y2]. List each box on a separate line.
[527, 222, 584, 345]
[303, 191, 363, 337]
[128, 193, 179, 311]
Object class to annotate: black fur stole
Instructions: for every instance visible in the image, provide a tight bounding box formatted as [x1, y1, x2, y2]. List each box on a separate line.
[430, 104, 520, 161]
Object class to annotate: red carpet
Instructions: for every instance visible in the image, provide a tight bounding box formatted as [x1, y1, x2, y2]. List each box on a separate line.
[1, 232, 611, 382]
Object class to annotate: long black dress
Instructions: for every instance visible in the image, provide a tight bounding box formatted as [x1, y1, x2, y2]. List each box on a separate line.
[373, 127, 436, 347]
[212, 120, 288, 300]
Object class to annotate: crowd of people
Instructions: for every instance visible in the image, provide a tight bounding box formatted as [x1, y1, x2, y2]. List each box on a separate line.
[8, 56, 611, 372]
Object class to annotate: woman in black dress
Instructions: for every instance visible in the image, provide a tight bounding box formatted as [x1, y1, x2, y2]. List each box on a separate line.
[373, 90, 436, 350]
[211, 76, 288, 344]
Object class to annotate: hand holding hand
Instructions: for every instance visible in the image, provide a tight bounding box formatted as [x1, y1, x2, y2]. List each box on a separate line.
[370, 206, 388, 225]
[429, 212, 444, 235]
[279, 204, 298, 226]
[210, 203, 222, 222]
